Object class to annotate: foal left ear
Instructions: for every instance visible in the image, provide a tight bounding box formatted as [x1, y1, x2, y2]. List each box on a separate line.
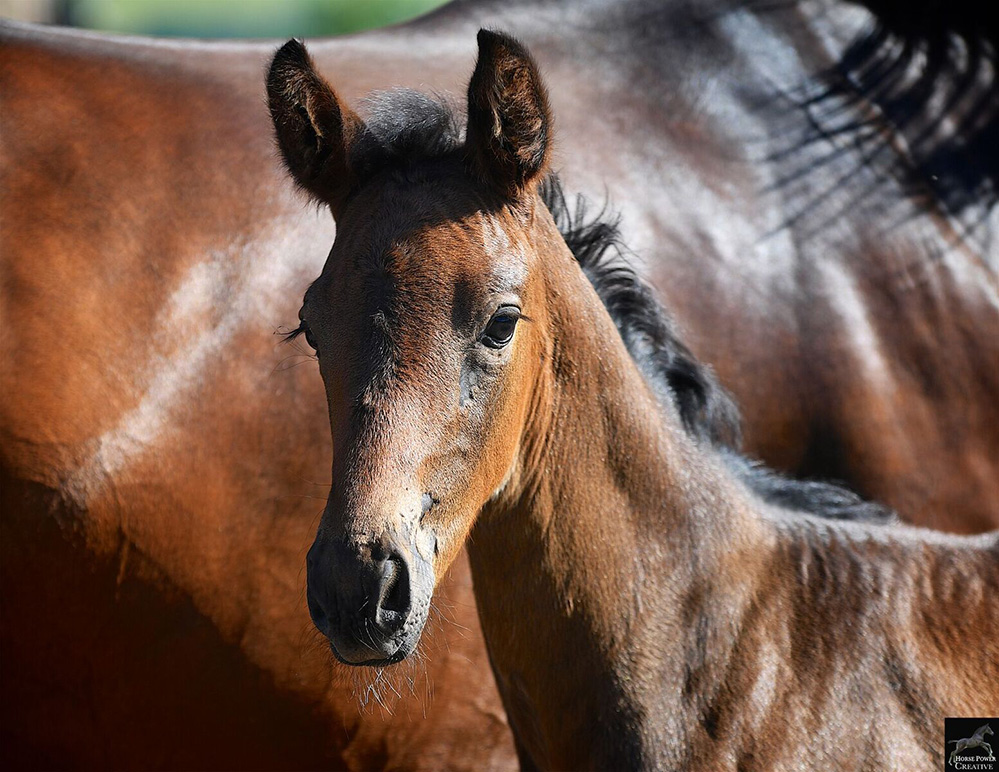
[266, 39, 365, 216]
[466, 30, 553, 198]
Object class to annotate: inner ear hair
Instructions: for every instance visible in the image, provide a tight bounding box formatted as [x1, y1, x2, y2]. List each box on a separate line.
[465, 29, 553, 198]
[266, 38, 365, 215]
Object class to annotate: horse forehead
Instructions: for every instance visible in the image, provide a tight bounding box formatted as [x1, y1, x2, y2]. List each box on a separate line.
[409, 213, 529, 287]
[309, 181, 532, 321]
[476, 210, 525, 258]
[348, 208, 530, 300]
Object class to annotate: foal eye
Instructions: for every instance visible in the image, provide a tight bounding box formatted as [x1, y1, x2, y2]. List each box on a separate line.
[297, 322, 317, 352]
[481, 309, 520, 349]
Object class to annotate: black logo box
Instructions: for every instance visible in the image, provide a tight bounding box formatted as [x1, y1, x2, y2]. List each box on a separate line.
[945, 717, 998, 771]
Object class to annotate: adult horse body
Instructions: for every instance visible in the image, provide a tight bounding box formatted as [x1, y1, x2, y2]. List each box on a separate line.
[2, 0, 997, 766]
[268, 31, 999, 770]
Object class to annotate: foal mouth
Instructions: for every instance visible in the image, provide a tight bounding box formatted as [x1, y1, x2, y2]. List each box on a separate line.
[326, 621, 420, 667]
[329, 640, 408, 667]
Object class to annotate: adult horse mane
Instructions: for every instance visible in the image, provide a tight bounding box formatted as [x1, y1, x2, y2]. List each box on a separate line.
[269, 30, 999, 770]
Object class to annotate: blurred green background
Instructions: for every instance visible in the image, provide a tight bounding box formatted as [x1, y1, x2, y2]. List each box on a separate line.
[0, 0, 451, 37]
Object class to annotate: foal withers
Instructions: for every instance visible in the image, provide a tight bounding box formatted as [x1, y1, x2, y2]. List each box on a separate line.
[268, 30, 999, 771]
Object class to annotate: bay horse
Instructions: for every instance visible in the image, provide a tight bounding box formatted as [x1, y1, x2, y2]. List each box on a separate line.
[2, 0, 997, 766]
[267, 30, 999, 771]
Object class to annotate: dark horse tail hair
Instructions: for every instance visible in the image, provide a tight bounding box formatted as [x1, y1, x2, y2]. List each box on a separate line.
[541, 175, 894, 524]
[825, 0, 998, 217]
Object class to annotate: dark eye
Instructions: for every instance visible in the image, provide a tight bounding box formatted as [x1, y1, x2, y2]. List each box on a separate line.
[296, 320, 317, 352]
[481, 309, 520, 349]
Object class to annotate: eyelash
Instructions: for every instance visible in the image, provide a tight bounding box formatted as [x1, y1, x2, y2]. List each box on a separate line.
[284, 320, 317, 352]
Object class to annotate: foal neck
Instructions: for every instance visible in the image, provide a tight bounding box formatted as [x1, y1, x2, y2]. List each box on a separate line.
[468, 208, 770, 769]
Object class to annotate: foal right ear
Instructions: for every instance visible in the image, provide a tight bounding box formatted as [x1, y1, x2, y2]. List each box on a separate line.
[465, 30, 552, 198]
[266, 39, 364, 216]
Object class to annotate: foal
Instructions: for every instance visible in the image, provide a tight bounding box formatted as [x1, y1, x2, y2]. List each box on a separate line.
[267, 31, 999, 771]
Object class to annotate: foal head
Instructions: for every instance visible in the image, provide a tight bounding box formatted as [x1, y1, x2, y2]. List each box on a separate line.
[268, 31, 569, 664]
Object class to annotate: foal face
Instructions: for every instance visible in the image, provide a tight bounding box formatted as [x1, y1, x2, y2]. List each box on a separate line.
[268, 29, 554, 664]
[301, 178, 544, 663]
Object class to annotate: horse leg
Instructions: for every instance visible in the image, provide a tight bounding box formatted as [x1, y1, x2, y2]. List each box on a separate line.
[981, 741, 993, 756]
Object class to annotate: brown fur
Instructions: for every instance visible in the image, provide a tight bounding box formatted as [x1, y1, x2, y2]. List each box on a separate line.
[267, 40, 366, 215]
[0, 23, 513, 772]
[272, 31, 999, 771]
[3, 0, 997, 766]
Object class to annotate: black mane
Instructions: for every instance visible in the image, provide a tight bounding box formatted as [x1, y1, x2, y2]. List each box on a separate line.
[351, 89, 463, 178]
[541, 177, 893, 524]
[346, 88, 893, 523]
[540, 178, 742, 450]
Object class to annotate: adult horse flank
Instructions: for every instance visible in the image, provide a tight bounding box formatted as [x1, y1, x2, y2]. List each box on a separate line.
[267, 31, 999, 771]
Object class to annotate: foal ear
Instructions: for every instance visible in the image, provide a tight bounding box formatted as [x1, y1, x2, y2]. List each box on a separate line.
[465, 30, 553, 198]
[266, 39, 364, 215]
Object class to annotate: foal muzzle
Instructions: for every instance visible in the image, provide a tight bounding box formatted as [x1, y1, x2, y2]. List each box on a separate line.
[306, 533, 433, 665]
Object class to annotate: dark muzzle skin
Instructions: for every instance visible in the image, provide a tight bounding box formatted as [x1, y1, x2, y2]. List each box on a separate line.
[306, 532, 434, 665]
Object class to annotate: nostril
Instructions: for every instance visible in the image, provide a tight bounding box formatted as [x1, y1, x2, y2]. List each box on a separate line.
[375, 556, 411, 632]
[381, 558, 409, 614]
